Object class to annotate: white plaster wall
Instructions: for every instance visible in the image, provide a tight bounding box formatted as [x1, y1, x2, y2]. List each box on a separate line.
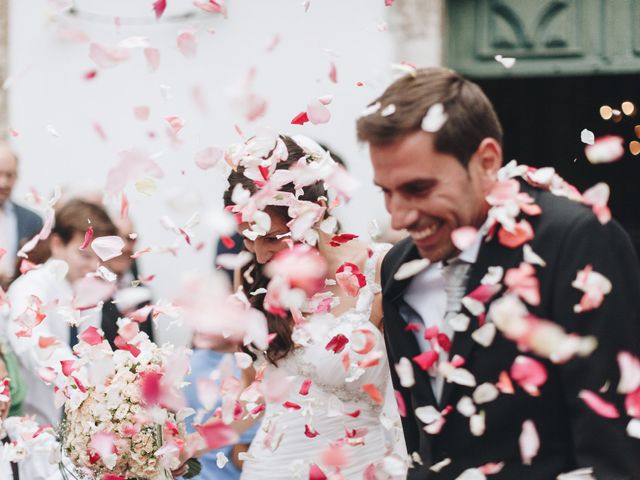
[6, 0, 433, 346]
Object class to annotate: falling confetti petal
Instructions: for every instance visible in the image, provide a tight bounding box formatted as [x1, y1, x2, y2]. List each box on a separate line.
[494, 54, 516, 69]
[519, 420, 540, 465]
[421, 103, 448, 133]
[133, 105, 150, 121]
[177, 30, 198, 58]
[195, 146, 223, 170]
[380, 104, 396, 117]
[578, 390, 620, 418]
[46, 125, 60, 137]
[307, 100, 331, 125]
[91, 236, 125, 262]
[144, 47, 160, 72]
[585, 135, 624, 164]
[580, 129, 595, 145]
[89, 42, 130, 69]
[152, 0, 167, 19]
[451, 226, 478, 251]
[394, 258, 431, 280]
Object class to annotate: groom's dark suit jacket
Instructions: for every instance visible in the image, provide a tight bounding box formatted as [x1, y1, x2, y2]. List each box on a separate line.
[381, 183, 640, 479]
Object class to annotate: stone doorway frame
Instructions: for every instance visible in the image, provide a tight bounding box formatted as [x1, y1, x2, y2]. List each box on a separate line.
[0, 0, 7, 139]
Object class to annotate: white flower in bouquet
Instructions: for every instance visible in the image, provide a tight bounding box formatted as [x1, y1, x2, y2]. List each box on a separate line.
[58, 321, 198, 480]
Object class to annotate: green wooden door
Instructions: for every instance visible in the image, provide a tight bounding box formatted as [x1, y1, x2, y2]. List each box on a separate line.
[447, 0, 640, 77]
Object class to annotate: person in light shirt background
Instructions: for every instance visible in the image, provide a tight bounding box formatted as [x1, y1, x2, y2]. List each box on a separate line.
[6, 199, 118, 426]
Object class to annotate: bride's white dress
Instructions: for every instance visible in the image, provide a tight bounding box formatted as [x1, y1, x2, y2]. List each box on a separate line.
[241, 245, 407, 479]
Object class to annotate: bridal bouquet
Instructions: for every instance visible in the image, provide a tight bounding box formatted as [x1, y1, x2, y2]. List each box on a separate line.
[57, 320, 200, 480]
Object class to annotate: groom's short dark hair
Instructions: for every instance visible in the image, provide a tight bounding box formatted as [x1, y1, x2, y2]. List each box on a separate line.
[356, 67, 503, 167]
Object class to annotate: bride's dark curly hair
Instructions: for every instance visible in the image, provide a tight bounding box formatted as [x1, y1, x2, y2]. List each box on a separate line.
[223, 136, 329, 365]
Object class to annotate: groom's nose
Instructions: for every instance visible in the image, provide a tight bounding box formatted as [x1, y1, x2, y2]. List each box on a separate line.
[390, 203, 419, 231]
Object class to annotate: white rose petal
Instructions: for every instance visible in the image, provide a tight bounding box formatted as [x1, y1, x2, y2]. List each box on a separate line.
[216, 451, 229, 468]
[523, 244, 546, 267]
[494, 54, 516, 69]
[461, 296, 485, 316]
[394, 258, 431, 281]
[447, 367, 477, 387]
[455, 468, 486, 480]
[361, 102, 381, 117]
[381, 104, 396, 117]
[382, 454, 408, 476]
[473, 383, 499, 404]
[430, 457, 452, 472]
[557, 468, 595, 480]
[627, 418, 640, 439]
[234, 352, 253, 369]
[470, 411, 485, 437]
[421, 103, 448, 133]
[395, 357, 415, 388]
[481, 266, 504, 285]
[580, 129, 595, 145]
[456, 396, 476, 417]
[519, 420, 540, 465]
[471, 323, 496, 347]
[448, 313, 471, 332]
[414, 405, 441, 425]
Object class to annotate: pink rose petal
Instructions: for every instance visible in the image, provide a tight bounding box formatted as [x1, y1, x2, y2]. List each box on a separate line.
[510, 355, 547, 396]
[325, 334, 349, 354]
[625, 388, 640, 417]
[89, 42, 130, 69]
[505, 263, 541, 306]
[79, 326, 104, 346]
[306, 100, 331, 125]
[617, 351, 640, 394]
[351, 329, 376, 354]
[579, 390, 620, 418]
[177, 30, 197, 58]
[144, 47, 160, 72]
[195, 421, 239, 450]
[498, 219, 534, 248]
[133, 106, 150, 121]
[195, 146, 223, 170]
[194, 0, 227, 15]
[329, 62, 337, 83]
[91, 431, 116, 458]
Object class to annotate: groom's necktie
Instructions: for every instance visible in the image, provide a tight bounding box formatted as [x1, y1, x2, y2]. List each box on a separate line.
[432, 259, 471, 400]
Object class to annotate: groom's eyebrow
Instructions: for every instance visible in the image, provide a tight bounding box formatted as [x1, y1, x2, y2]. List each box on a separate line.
[374, 178, 438, 192]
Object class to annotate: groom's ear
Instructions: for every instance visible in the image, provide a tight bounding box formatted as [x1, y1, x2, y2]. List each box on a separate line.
[469, 137, 502, 183]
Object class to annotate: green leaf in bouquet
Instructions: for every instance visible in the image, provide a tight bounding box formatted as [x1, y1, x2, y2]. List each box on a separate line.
[182, 457, 202, 479]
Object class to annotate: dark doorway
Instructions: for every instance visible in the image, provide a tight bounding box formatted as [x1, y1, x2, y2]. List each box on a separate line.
[476, 74, 640, 257]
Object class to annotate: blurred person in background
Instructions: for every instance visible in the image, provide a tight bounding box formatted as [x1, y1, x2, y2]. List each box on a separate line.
[6, 199, 118, 426]
[102, 215, 154, 348]
[182, 332, 260, 480]
[0, 143, 43, 290]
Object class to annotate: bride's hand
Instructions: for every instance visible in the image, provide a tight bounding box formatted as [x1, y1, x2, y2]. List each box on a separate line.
[171, 463, 189, 478]
[171, 432, 206, 478]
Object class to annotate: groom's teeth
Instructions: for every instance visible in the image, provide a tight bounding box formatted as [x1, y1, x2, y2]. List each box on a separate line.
[411, 224, 438, 240]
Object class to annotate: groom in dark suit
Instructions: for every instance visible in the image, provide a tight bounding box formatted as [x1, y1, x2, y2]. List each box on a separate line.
[357, 68, 640, 479]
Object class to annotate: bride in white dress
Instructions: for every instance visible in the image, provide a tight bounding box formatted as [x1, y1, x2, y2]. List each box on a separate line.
[222, 134, 407, 479]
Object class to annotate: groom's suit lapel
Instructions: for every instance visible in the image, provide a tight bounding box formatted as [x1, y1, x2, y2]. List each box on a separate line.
[384, 233, 525, 411]
[383, 239, 439, 407]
